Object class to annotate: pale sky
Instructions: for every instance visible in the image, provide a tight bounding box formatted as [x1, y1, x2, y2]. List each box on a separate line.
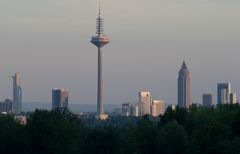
[0, 0, 240, 105]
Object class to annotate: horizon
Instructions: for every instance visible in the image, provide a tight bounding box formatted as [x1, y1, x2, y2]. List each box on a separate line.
[0, 0, 240, 105]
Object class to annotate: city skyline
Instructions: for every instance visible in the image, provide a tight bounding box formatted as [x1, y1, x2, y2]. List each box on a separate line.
[0, 0, 240, 105]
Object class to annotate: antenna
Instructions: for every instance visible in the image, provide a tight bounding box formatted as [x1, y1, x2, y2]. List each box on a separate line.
[99, 0, 101, 17]
[96, 0, 104, 36]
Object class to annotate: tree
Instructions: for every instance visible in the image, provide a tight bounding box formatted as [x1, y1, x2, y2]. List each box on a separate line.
[230, 137, 240, 154]
[189, 121, 231, 154]
[159, 106, 187, 127]
[0, 114, 28, 154]
[231, 110, 240, 137]
[26, 109, 86, 154]
[156, 121, 188, 154]
[83, 126, 121, 154]
[134, 115, 156, 154]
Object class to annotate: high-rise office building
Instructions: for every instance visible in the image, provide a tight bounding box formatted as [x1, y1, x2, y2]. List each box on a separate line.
[122, 103, 131, 116]
[178, 61, 191, 108]
[132, 103, 140, 117]
[0, 99, 13, 113]
[151, 100, 164, 117]
[12, 73, 22, 114]
[52, 89, 69, 111]
[114, 107, 122, 115]
[229, 92, 237, 104]
[217, 83, 231, 104]
[139, 102, 145, 116]
[202, 94, 212, 107]
[90, 0, 109, 120]
[139, 91, 151, 116]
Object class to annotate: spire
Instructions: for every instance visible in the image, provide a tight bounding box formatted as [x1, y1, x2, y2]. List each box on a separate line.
[181, 61, 188, 70]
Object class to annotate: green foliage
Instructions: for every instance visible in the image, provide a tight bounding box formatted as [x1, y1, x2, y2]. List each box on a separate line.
[156, 121, 188, 154]
[83, 126, 121, 154]
[0, 114, 28, 154]
[0, 104, 240, 153]
[26, 109, 87, 154]
[231, 137, 240, 154]
[189, 121, 231, 154]
[131, 115, 156, 154]
[158, 104, 240, 154]
[159, 106, 187, 127]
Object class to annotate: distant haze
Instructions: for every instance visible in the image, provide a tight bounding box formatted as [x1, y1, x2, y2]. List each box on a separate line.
[22, 102, 118, 113]
[0, 0, 240, 105]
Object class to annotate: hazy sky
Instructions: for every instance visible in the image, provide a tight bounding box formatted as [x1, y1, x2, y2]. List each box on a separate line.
[0, 0, 240, 105]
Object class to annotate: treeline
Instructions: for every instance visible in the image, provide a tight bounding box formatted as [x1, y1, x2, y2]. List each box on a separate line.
[1, 105, 240, 154]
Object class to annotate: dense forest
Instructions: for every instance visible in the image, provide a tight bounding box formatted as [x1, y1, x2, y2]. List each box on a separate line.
[1, 104, 240, 154]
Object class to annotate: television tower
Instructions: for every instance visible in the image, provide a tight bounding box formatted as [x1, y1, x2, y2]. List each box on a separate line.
[91, 0, 109, 120]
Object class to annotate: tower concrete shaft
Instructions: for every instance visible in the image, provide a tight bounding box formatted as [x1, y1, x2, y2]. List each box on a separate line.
[97, 47, 103, 114]
[91, 0, 109, 116]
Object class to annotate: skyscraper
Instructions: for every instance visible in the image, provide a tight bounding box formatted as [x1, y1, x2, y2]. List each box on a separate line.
[90, 0, 109, 120]
[12, 73, 22, 114]
[139, 91, 151, 115]
[178, 61, 191, 108]
[52, 89, 69, 111]
[122, 103, 131, 116]
[202, 94, 212, 107]
[0, 99, 13, 113]
[217, 83, 231, 104]
[132, 103, 140, 117]
[151, 99, 164, 117]
[229, 92, 237, 104]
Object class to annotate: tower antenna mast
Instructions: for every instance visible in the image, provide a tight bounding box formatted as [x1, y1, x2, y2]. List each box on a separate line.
[91, 0, 110, 120]
[99, 0, 101, 17]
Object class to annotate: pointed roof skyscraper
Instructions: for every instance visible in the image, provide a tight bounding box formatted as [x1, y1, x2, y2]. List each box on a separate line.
[181, 61, 187, 70]
[178, 61, 191, 108]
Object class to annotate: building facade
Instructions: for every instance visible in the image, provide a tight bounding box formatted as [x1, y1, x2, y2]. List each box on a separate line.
[132, 103, 140, 117]
[15, 116, 27, 125]
[12, 73, 22, 114]
[178, 61, 191, 108]
[229, 93, 237, 104]
[151, 100, 164, 117]
[139, 91, 151, 115]
[52, 89, 69, 111]
[0, 99, 12, 113]
[202, 94, 212, 107]
[217, 83, 231, 104]
[122, 103, 131, 116]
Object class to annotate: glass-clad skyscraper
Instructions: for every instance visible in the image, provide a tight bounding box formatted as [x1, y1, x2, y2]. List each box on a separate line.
[12, 73, 22, 114]
[52, 89, 69, 111]
[217, 83, 231, 104]
[178, 61, 191, 108]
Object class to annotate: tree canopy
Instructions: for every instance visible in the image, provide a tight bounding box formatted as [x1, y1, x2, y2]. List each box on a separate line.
[0, 104, 240, 153]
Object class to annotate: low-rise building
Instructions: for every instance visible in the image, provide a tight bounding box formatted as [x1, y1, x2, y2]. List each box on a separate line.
[15, 116, 27, 125]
